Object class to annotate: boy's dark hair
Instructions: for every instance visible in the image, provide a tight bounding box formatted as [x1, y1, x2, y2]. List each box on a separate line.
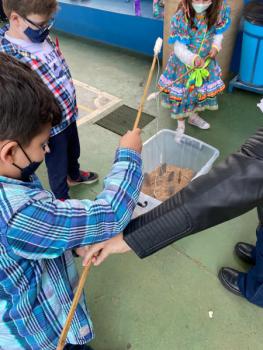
[0, 53, 61, 146]
[3, 0, 57, 19]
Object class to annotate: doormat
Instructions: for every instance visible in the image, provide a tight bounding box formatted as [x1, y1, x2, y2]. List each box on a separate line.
[73, 79, 122, 126]
[95, 105, 155, 136]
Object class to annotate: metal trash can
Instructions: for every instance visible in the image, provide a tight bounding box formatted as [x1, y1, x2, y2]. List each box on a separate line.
[239, 0, 263, 86]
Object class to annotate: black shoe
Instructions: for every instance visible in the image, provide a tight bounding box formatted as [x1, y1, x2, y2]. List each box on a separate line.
[218, 267, 243, 296]
[234, 242, 255, 265]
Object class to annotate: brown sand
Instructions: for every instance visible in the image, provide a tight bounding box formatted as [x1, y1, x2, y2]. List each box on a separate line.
[142, 164, 194, 202]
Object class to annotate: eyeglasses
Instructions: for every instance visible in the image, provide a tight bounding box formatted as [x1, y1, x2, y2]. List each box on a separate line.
[41, 142, 49, 152]
[24, 17, 55, 32]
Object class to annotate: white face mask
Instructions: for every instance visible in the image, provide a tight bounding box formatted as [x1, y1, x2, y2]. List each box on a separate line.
[192, 2, 212, 13]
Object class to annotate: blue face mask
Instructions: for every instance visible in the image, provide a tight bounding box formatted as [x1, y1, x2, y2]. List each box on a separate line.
[24, 26, 50, 43]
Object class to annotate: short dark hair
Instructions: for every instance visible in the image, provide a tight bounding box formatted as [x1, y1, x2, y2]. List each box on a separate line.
[2, 0, 58, 19]
[0, 53, 61, 146]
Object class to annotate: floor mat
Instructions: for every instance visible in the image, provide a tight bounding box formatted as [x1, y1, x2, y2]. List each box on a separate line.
[74, 79, 122, 126]
[95, 105, 155, 135]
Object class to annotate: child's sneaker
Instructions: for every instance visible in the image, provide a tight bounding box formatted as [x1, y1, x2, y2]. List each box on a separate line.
[174, 120, 185, 143]
[175, 126, 185, 137]
[188, 113, 210, 130]
[67, 170, 99, 186]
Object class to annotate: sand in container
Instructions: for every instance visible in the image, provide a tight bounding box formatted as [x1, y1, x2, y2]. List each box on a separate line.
[142, 163, 194, 202]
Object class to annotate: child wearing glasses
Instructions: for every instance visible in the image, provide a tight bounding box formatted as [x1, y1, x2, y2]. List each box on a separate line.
[0, 0, 99, 200]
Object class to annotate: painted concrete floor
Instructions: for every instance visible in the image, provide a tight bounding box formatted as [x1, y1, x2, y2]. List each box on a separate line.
[39, 32, 263, 350]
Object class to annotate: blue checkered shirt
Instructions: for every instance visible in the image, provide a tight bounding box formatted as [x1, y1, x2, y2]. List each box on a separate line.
[0, 149, 142, 349]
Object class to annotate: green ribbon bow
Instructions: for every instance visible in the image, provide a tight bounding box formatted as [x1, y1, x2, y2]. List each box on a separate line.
[186, 58, 211, 89]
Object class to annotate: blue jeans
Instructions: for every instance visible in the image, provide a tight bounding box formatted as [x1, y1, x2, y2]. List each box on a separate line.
[238, 225, 263, 307]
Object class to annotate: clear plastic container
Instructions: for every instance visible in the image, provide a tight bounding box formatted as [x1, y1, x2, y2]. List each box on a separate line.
[142, 129, 220, 180]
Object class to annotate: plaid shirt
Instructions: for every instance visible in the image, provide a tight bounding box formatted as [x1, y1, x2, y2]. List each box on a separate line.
[0, 25, 77, 137]
[0, 149, 142, 350]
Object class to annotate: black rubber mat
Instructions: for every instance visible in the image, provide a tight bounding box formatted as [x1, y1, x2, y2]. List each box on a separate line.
[96, 105, 155, 136]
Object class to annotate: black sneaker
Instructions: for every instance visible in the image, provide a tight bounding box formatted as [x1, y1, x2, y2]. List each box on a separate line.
[68, 170, 99, 186]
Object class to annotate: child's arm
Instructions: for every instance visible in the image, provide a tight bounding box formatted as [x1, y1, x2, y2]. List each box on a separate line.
[174, 41, 198, 67]
[169, 10, 199, 67]
[209, 34, 224, 58]
[215, 0, 231, 35]
[210, 0, 231, 59]
[212, 34, 223, 53]
[6, 133, 143, 260]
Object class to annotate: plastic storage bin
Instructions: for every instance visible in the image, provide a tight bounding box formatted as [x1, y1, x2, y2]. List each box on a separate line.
[142, 130, 219, 181]
[240, 0, 263, 86]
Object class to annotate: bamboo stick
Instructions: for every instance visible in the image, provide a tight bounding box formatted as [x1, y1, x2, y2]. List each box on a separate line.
[56, 260, 92, 350]
[133, 55, 158, 130]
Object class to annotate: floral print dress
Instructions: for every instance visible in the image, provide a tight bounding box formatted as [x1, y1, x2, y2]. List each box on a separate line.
[158, 1, 231, 119]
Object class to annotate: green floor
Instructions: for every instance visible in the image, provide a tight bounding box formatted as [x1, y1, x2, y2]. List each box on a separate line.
[40, 32, 263, 350]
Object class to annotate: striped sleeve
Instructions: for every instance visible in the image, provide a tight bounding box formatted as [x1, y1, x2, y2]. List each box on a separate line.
[6, 148, 143, 260]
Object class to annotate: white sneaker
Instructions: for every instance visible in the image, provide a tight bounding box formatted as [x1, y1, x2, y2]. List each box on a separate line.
[174, 125, 185, 143]
[188, 113, 210, 130]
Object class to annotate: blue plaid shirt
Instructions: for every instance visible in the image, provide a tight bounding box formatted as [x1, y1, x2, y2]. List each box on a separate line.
[0, 25, 77, 137]
[0, 149, 142, 349]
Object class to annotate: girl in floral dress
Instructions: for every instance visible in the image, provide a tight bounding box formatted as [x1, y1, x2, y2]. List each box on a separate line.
[158, 0, 231, 136]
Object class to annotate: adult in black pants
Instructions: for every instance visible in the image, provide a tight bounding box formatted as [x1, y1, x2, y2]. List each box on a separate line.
[83, 128, 263, 308]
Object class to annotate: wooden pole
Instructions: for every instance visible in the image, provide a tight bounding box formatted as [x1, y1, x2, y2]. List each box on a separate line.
[56, 260, 92, 350]
[133, 55, 158, 130]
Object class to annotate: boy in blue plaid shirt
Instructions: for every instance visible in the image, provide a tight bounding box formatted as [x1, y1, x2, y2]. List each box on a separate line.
[0, 0, 99, 200]
[0, 53, 142, 349]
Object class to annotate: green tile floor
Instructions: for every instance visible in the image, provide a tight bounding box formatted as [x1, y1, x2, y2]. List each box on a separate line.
[38, 32, 263, 350]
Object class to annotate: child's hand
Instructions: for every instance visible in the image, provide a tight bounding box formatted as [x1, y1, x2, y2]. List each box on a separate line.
[82, 233, 132, 266]
[75, 246, 90, 257]
[194, 56, 205, 68]
[119, 128, 142, 154]
[209, 47, 218, 59]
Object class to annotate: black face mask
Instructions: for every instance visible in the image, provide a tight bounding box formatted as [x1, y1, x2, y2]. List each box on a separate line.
[13, 143, 43, 182]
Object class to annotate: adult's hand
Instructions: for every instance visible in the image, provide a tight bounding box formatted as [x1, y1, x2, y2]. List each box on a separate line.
[82, 233, 132, 266]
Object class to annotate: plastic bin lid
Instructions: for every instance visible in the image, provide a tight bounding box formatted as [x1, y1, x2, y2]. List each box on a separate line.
[245, 0, 263, 26]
